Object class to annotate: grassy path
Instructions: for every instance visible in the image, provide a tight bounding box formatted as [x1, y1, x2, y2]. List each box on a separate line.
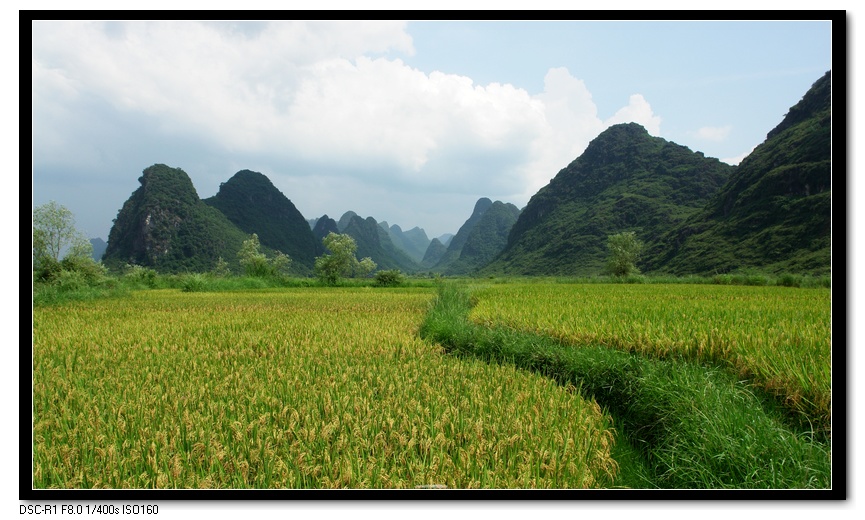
[418, 283, 832, 489]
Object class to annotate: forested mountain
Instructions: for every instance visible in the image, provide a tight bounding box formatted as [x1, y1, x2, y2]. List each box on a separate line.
[203, 169, 321, 270]
[649, 71, 832, 276]
[384, 224, 431, 263]
[103, 164, 249, 273]
[311, 214, 339, 242]
[430, 197, 521, 274]
[342, 215, 421, 272]
[442, 200, 521, 275]
[437, 234, 454, 247]
[337, 211, 359, 232]
[421, 238, 448, 269]
[99, 73, 830, 278]
[482, 123, 734, 276]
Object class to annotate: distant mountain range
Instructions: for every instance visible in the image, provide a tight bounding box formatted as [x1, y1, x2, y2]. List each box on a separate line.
[101, 71, 831, 277]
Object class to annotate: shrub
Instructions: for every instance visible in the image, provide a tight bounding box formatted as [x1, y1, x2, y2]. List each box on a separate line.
[374, 269, 405, 287]
[123, 264, 158, 288]
[180, 273, 208, 292]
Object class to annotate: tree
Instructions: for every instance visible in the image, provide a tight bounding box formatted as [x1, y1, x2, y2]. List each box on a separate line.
[237, 233, 292, 277]
[606, 231, 644, 277]
[355, 257, 377, 278]
[33, 201, 93, 270]
[314, 232, 377, 284]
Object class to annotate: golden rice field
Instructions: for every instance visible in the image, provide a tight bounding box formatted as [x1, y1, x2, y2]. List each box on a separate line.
[469, 283, 832, 426]
[32, 287, 617, 489]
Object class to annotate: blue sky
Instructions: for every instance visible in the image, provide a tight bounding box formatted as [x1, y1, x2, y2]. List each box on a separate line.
[31, 19, 832, 242]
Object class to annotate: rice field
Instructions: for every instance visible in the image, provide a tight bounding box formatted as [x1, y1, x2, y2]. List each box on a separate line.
[468, 283, 832, 428]
[31, 287, 617, 489]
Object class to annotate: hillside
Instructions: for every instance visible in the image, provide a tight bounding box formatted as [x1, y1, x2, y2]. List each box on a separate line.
[384, 224, 431, 263]
[430, 197, 493, 272]
[649, 71, 832, 276]
[482, 123, 734, 276]
[203, 169, 321, 271]
[342, 215, 420, 273]
[442, 200, 521, 275]
[421, 238, 448, 269]
[103, 164, 249, 273]
[311, 214, 339, 243]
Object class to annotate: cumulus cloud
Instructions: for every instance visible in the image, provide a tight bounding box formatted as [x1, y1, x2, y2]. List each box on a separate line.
[514, 69, 663, 202]
[603, 94, 662, 135]
[32, 21, 667, 238]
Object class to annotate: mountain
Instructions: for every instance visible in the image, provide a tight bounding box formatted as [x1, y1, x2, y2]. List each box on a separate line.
[203, 169, 321, 270]
[307, 218, 319, 230]
[421, 238, 448, 269]
[429, 197, 521, 274]
[430, 198, 493, 272]
[103, 164, 249, 273]
[483, 123, 734, 276]
[437, 234, 455, 247]
[90, 238, 107, 261]
[443, 201, 522, 274]
[385, 224, 431, 263]
[649, 71, 832, 276]
[311, 214, 339, 242]
[342, 215, 420, 272]
[337, 211, 359, 232]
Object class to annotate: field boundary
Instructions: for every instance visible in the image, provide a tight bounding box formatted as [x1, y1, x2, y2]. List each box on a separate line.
[418, 283, 833, 490]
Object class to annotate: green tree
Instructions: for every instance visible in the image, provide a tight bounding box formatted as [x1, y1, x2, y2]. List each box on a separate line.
[606, 231, 644, 277]
[237, 233, 292, 277]
[33, 201, 93, 270]
[314, 232, 377, 284]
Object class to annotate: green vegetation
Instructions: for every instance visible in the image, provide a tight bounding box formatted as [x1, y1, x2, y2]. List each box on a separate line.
[237, 233, 292, 278]
[442, 200, 521, 275]
[342, 215, 420, 273]
[605, 231, 644, 277]
[32, 201, 93, 269]
[373, 269, 406, 287]
[314, 232, 377, 285]
[470, 283, 831, 432]
[650, 71, 831, 276]
[484, 123, 733, 276]
[102, 164, 250, 274]
[428, 197, 521, 275]
[32, 202, 116, 306]
[419, 283, 831, 489]
[203, 169, 320, 271]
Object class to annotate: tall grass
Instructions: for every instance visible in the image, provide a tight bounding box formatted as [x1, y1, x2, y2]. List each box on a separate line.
[419, 283, 832, 489]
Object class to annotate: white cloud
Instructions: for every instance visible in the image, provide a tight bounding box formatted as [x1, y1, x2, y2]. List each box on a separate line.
[603, 94, 662, 135]
[514, 69, 664, 204]
[33, 22, 668, 237]
[696, 125, 733, 142]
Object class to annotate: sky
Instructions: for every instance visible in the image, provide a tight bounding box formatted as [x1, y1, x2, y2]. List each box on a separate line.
[30, 18, 833, 242]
